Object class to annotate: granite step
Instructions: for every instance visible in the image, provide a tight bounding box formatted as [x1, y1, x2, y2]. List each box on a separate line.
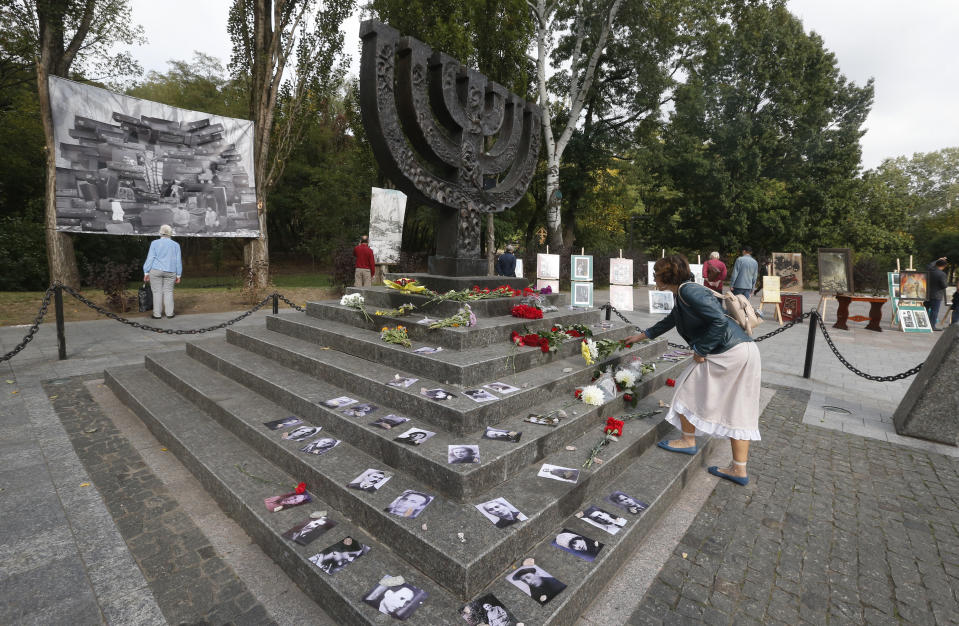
[304, 300, 603, 350]
[104, 365, 463, 624]
[345, 285, 568, 318]
[217, 326, 667, 435]
[106, 358, 711, 624]
[262, 313, 637, 386]
[143, 346, 689, 502]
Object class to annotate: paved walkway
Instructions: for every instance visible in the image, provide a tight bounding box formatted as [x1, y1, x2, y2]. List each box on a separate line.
[1, 288, 955, 624]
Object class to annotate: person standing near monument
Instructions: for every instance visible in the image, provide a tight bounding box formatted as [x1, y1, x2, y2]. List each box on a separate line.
[729, 246, 758, 299]
[354, 235, 376, 287]
[496, 245, 517, 277]
[926, 257, 948, 331]
[703, 251, 727, 293]
[143, 224, 182, 319]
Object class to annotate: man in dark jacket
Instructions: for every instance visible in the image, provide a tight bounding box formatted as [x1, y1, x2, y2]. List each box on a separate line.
[496, 245, 516, 277]
[927, 257, 948, 331]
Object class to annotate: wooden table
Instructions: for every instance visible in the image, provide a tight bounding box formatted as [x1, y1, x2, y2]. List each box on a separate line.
[834, 295, 888, 332]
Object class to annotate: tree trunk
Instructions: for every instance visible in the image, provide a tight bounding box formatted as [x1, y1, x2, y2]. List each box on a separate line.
[486, 213, 495, 276]
[545, 161, 563, 249]
[36, 59, 80, 287]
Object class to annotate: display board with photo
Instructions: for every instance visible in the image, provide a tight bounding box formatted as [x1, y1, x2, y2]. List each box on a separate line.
[48, 76, 258, 237]
[780, 293, 803, 322]
[309, 537, 370, 574]
[609, 284, 633, 312]
[475, 497, 527, 528]
[689, 263, 704, 286]
[448, 445, 481, 464]
[385, 490, 434, 518]
[572, 281, 594, 308]
[648, 290, 674, 314]
[647, 260, 657, 285]
[817, 248, 854, 294]
[459, 593, 519, 626]
[536, 253, 560, 280]
[368, 187, 407, 265]
[538, 463, 580, 483]
[482, 427, 522, 442]
[899, 270, 928, 302]
[506, 564, 567, 605]
[571, 254, 593, 281]
[394, 428, 436, 445]
[609, 258, 633, 286]
[348, 468, 393, 492]
[282, 516, 336, 546]
[361, 578, 428, 620]
[761, 275, 781, 303]
[579, 505, 627, 535]
[551, 528, 605, 562]
[263, 416, 302, 431]
[772, 252, 803, 290]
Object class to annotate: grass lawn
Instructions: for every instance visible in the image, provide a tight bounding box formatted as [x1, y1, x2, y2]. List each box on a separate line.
[0, 272, 338, 327]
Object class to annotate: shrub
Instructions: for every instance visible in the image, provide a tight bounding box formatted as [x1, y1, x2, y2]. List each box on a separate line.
[83, 260, 140, 312]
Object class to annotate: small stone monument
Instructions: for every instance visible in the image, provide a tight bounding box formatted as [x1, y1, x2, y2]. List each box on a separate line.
[359, 20, 541, 278]
[892, 323, 959, 445]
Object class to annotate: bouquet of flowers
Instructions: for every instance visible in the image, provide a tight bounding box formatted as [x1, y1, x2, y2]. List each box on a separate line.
[384, 278, 429, 294]
[380, 325, 412, 348]
[429, 304, 477, 328]
[510, 304, 543, 319]
[374, 303, 416, 317]
[581, 337, 632, 366]
[551, 323, 592, 339]
[340, 293, 373, 324]
[510, 327, 571, 353]
[582, 410, 661, 468]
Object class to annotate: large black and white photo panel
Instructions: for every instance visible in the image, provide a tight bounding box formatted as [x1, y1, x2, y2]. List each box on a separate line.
[49, 76, 257, 237]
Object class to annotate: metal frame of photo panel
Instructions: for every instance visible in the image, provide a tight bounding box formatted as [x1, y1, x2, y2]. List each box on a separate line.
[571, 255, 594, 281]
[571, 281, 594, 308]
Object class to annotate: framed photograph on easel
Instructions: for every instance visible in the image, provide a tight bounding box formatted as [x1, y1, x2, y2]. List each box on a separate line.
[817, 248, 853, 294]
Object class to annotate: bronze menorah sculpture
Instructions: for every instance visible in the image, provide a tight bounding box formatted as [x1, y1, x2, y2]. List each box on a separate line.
[359, 20, 542, 276]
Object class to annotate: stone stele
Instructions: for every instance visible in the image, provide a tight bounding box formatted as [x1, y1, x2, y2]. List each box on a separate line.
[892, 323, 959, 445]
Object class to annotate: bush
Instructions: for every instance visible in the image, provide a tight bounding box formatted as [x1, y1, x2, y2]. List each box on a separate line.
[84, 260, 140, 312]
[0, 214, 48, 290]
[331, 245, 355, 293]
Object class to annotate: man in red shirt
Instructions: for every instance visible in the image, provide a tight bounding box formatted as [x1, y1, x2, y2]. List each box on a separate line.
[704, 251, 727, 293]
[354, 235, 376, 287]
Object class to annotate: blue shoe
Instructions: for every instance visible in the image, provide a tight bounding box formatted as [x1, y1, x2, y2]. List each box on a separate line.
[708, 466, 749, 486]
[656, 439, 698, 455]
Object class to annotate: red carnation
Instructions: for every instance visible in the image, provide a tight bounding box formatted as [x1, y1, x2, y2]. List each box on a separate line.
[567, 330, 582, 338]
[551, 326, 559, 332]
[666, 378, 676, 387]
[574, 388, 583, 399]
[294, 482, 307, 494]
[540, 343, 550, 353]
[523, 333, 541, 345]
[604, 417, 625, 436]
[624, 393, 634, 402]
[511, 330, 520, 343]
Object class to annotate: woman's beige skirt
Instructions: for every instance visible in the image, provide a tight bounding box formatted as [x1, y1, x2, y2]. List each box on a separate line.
[664, 341, 762, 440]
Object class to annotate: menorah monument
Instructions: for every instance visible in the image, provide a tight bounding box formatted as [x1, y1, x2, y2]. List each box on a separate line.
[359, 20, 542, 277]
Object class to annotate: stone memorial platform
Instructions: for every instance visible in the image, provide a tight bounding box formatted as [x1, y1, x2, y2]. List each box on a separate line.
[104, 286, 708, 624]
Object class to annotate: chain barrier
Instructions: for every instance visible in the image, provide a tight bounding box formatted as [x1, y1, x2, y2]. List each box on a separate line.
[1, 286, 55, 363]
[814, 312, 922, 381]
[275, 293, 306, 312]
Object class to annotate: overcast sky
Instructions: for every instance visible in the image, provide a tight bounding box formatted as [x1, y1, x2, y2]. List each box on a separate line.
[127, 0, 959, 170]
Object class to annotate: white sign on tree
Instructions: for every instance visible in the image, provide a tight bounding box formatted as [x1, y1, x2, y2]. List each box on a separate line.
[368, 188, 407, 264]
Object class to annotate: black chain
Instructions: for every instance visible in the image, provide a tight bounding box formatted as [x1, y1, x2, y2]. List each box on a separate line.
[275, 293, 306, 312]
[61, 285, 273, 335]
[815, 313, 922, 381]
[0, 286, 55, 362]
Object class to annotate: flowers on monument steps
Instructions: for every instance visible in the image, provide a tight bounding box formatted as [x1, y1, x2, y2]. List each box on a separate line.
[384, 278, 429, 294]
[666, 378, 676, 387]
[604, 418, 625, 437]
[295, 482, 307, 494]
[511, 304, 543, 319]
[580, 385, 604, 406]
[574, 388, 583, 399]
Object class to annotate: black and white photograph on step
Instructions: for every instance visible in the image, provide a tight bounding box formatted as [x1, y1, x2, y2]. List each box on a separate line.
[483, 381, 520, 395]
[263, 416, 302, 431]
[361, 578, 428, 620]
[475, 497, 527, 529]
[459, 593, 519, 626]
[322, 396, 357, 408]
[538, 463, 580, 483]
[394, 427, 435, 446]
[447, 445, 480, 464]
[281, 516, 336, 546]
[607, 491, 649, 515]
[482, 427, 522, 443]
[506, 563, 566, 605]
[348, 468, 392, 492]
[463, 388, 498, 403]
[308, 537, 370, 575]
[420, 388, 455, 401]
[413, 346, 443, 354]
[264, 491, 311, 513]
[551, 528, 604, 562]
[386, 376, 418, 388]
[300, 437, 340, 456]
[385, 490, 434, 519]
[281, 425, 321, 441]
[372, 414, 410, 430]
[341, 403, 378, 418]
[580, 505, 627, 535]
